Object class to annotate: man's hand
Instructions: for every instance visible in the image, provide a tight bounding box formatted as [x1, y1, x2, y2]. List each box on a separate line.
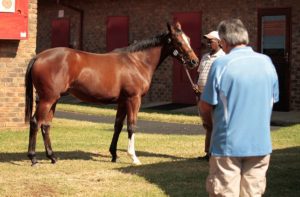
[193, 84, 200, 94]
[200, 100, 213, 133]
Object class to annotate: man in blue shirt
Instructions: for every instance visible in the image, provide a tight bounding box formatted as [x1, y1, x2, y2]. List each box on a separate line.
[200, 19, 279, 197]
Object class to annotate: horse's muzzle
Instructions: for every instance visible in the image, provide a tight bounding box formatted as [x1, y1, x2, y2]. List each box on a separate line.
[187, 59, 199, 69]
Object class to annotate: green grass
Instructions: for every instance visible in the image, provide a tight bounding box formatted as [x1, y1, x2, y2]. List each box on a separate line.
[0, 118, 205, 197]
[56, 103, 201, 125]
[0, 119, 299, 196]
[265, 125, 300, 197]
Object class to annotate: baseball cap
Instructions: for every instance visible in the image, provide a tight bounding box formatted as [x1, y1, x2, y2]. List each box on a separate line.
[203, 31, 220, 40]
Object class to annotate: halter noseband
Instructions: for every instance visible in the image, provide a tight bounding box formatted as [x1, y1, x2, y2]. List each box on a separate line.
[166, 33, 194, 66]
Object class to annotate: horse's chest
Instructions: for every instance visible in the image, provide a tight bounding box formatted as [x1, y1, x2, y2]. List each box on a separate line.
[123, 74, 151, 96]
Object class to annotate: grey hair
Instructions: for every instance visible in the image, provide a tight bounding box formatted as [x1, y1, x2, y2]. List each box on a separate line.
[217, 19, 249, 46]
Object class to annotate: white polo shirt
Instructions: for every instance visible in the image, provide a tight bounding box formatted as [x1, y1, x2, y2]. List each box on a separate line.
[197, 49, 225, 92]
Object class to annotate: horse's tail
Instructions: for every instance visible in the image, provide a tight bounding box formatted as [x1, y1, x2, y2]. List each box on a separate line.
[25, 58, 36, 123]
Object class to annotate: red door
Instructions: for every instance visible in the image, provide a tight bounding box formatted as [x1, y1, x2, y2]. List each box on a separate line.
[106, 16, 129, 52]
[172, 12, 201, 104]
[51, 18, 70, 48]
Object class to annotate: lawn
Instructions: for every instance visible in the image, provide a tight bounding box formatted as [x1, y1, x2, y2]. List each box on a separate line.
[56, 103, 201, 125]
[0, 112, 299, 196]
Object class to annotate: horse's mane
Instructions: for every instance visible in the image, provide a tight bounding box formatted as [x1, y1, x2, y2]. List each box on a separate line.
[114, 32, 169, 53]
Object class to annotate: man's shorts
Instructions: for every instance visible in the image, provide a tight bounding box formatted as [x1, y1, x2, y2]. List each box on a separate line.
[206, 155, 270, 197]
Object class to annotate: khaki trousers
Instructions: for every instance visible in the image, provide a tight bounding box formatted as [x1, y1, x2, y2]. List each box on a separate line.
[206, 155, 270, 197]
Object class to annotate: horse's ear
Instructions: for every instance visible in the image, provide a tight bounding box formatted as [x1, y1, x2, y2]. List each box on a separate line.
[167, 22, 172, 32]
[174, 21, 181, 30]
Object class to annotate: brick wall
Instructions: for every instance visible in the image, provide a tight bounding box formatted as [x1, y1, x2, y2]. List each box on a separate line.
[0, 0, 299, 129]
[0, 0, 300, 129]
[288, 2, 300, 109]
[36, 0, 300, 110]
[0, 0, 37, 129]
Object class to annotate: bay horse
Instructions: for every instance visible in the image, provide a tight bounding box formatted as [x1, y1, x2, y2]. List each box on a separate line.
[24, 22, 199, 166]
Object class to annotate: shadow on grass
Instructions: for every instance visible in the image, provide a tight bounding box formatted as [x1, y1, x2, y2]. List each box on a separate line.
[0, 149, 184, 164]
[118, 149, 185, 160]
[1, 146, 299, 196]
[265, 146, 300, 197]
[0, 151, 98, 164]
[118, 158, 209, 197]
[117, 146, 300, 197]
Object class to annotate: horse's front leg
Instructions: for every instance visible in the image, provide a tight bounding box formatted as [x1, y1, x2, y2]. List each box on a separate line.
[126, 96, 141, 165]
[109, 101, 127, 162]
[127, 129, 141, 165]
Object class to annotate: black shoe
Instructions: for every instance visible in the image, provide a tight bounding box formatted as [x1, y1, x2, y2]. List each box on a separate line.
[197, 154, 210, 161]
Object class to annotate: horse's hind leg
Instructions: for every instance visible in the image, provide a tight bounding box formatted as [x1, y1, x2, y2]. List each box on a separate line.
[28, 115, 39, 166]
[28, 99, 57, 165]
[40, 102, 58, 164]
[109, 101, 127, 162]
[41, 125, 56, 163]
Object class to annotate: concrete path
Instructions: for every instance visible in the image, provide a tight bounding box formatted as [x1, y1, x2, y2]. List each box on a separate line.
[56, 111, 205, 135]
[168, 104, 300, 126]
[55, 101, 299, 136]
[58, 97, 300, 126]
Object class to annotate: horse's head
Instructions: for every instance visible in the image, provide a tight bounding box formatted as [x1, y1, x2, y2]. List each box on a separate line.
[167, 22, 199, 69]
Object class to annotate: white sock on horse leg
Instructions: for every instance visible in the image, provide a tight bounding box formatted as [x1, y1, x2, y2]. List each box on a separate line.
[127, 133, 141, 165]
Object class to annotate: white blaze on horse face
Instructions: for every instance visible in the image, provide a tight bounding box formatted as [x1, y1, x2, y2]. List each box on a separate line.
[127, 134, 141, 165]
[182, 33, 192, 49]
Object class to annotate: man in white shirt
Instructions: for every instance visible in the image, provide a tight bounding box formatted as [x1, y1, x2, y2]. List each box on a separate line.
[193, 31, 225, 160]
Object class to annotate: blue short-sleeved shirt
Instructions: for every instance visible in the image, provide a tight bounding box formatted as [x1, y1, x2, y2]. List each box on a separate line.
[201, 46, 279, 157]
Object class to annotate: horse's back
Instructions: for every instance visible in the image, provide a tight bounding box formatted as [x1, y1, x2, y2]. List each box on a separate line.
[31, 47, 151, 103]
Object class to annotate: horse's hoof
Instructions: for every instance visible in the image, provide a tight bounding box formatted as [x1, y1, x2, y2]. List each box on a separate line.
[111, 154, 118, 162]
[31, 161, 38, 167]
[47, 153, 57, 164]
[30, 157, 38, 167]
[133, 160, 142, 165]
[51, 158, 57, 164]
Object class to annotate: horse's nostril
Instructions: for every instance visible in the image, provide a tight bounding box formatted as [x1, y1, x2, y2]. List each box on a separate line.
[190, 59, 197, 65]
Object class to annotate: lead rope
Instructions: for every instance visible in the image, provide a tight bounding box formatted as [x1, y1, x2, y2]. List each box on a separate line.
[184, 65, 200, 94]
[174, 48, 200, 94]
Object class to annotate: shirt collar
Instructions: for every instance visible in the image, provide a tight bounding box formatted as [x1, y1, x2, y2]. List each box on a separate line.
[229, 46, 253, 54]
[210, 49, 225, 58]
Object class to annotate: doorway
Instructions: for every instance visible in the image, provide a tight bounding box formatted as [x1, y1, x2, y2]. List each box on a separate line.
[172, 12, 201, 104]
[106, 16, 129, 52]
[51, 18, 70, 48]
[258, 8, 291, 111]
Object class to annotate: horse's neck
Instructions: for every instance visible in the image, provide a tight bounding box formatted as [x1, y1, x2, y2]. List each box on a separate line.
[158, 44, 170, 65]
[132, 46, 169, 73]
